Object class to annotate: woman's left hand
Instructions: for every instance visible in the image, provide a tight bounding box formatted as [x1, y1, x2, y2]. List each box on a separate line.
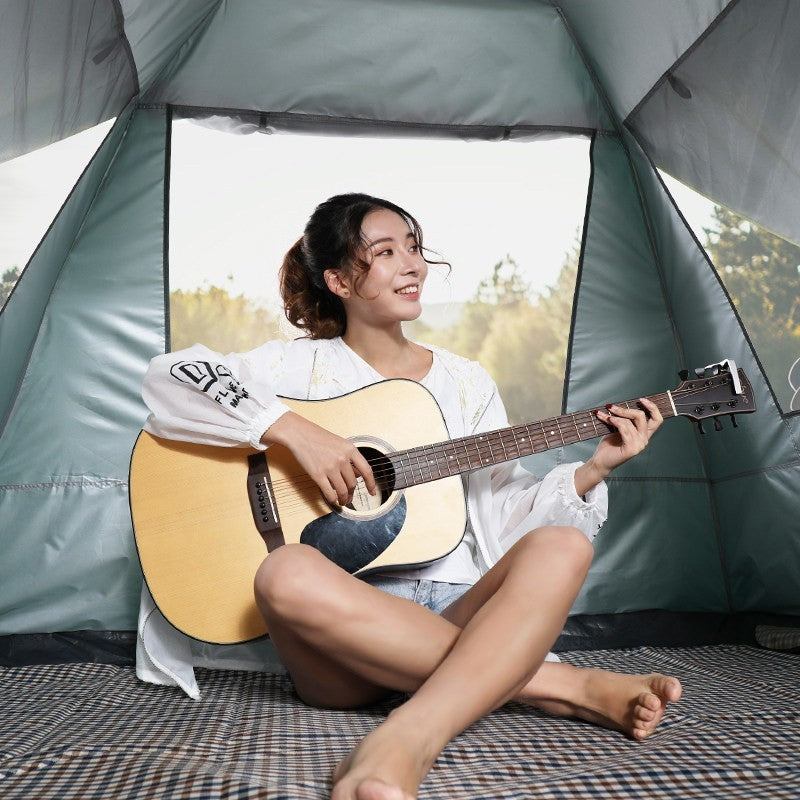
[574, 397, 663, 496]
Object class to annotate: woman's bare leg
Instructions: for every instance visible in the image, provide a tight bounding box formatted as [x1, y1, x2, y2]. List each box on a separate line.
[257, 526, 592, 798]
[255, 527, 585, 707]
[255, 529, 681, 798]
[256, 537, 680, 731]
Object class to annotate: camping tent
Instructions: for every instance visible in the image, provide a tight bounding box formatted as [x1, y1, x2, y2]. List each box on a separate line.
[1, 0, 799, 658]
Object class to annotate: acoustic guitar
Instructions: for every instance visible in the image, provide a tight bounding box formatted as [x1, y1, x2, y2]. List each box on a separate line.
[129, 359, 754, 644]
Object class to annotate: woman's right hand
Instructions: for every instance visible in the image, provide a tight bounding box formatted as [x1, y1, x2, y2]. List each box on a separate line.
[261, 411, 376, 507]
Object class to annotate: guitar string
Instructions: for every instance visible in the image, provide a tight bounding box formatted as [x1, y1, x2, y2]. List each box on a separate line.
[265, 390, 713, 503]
[263, 386, 741, 511]
[265, 415, 630, 513]
[266, 394, 681, 499]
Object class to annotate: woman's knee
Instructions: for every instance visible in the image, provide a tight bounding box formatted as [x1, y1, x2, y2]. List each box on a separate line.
[519, 525, 594, 574]
[253, 543, 329, 619]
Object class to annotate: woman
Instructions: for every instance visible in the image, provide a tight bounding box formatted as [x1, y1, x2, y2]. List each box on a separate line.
[142, 193, 681, 800]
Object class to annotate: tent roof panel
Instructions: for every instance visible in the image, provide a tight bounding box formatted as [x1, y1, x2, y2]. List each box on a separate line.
[629, 0, 800, 245]
[557, 0, 731, 121]
[0, 0, 136, 163]
[145, 0, 612, 131]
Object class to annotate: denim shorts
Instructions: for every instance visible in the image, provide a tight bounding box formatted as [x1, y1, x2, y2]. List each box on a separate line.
[359, 575, 471, 615]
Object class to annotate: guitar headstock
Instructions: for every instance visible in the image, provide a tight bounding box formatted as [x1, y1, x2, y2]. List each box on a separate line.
[670, 359, 756, 433]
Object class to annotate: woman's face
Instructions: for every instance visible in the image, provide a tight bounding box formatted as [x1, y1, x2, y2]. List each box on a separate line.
[334, 208, 428, 328]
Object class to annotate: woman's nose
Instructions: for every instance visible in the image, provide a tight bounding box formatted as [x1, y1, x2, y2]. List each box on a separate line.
[400, 252, 419, 272]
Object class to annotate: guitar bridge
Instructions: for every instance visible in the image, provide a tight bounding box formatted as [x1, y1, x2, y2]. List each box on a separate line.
[247, 452, 284, 551]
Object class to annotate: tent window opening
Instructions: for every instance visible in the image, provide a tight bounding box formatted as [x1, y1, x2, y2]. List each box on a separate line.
[0, 120, 115, 312]
[168, 118, 591, 424]
[663, 174, 800, 414]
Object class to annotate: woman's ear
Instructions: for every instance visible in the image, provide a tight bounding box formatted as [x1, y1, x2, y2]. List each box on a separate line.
[324, 269, 351, 298]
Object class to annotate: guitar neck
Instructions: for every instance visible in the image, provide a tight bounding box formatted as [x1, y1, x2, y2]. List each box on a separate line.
[388, 392, 675, 491]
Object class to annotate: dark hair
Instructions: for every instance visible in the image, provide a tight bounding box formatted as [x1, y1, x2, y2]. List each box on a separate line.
[279, 193, 439, 339]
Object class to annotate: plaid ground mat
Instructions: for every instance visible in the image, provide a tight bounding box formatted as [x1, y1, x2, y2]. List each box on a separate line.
[1, 645, 798, 799]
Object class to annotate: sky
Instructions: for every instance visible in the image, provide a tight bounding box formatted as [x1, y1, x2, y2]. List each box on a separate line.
[1, 119, 716, 311]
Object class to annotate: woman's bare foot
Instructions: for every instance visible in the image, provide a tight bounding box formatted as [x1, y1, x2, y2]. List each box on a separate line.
[523, 668, 682, 740]
[331, 714, 439, 800]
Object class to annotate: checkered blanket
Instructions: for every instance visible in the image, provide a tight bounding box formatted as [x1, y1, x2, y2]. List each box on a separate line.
[1, 645, 798, 798]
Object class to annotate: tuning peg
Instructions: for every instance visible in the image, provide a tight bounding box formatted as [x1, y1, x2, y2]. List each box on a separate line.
[730, 414, 738, 428]
[679, 369, 689, 381]
[697, 420, 706, 435]
[714, 418, 723, 431]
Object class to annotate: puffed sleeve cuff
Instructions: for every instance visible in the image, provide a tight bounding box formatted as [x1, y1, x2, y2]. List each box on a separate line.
[548, 462, 608, 541]
[247, 400, 292, 450]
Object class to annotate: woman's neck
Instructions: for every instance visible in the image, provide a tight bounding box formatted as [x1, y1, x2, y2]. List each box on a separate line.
[342, 324, 432, 381]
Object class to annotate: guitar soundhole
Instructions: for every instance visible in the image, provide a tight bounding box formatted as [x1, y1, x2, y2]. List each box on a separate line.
[346, 446, 395, 513]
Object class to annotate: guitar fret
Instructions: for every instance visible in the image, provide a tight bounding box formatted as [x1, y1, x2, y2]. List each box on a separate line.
[511, 427, 523, 458]
[498, 430, 510, 461]
[446, 442, 458, 476]
[482, 434, 493, 466]
[555, 417, 565, 446]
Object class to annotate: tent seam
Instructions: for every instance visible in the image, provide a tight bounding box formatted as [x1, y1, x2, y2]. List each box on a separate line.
[607, 457, 800, 485]
[0, 480, 127, 491]
[156, 103, 612, 139]
[163, 106, 172, 353]
[625, 0, 742, 125]
[137, 1, 224, 99]
[561, 130, 596, 415]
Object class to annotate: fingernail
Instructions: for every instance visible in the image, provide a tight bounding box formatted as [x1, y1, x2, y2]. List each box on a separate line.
[605, 403, 614, 410]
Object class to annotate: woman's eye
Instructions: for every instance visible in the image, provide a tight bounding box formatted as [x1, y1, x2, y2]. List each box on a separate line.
[409, 244, 420, 253]
[377, 248, 392, 256]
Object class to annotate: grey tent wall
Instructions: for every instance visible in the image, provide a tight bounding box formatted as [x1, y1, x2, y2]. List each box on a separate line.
[626, 136, 800, 614]
[562, 132, 728, 615]
[0, 103, 133, 431]
[565, 129, 800, 616]
[0, 106, 169, 634]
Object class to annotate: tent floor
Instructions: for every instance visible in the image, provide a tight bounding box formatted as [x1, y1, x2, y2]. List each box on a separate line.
[1, 645, 798, 799]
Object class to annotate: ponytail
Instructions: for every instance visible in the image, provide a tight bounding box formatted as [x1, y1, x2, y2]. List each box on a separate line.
[279, 237, 346, 339]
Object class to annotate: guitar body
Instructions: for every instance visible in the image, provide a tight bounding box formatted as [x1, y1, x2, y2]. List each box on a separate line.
[130, 380, 467, 644]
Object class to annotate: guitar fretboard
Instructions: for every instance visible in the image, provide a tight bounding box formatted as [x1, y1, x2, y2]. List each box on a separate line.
[387, 393, 675, 491]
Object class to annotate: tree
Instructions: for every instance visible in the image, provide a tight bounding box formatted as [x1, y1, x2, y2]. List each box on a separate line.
[704, 206, 800, 409]
[1, 266, 21, 307]
[408, 250, 579, 424]
[170, 283, 283, 352]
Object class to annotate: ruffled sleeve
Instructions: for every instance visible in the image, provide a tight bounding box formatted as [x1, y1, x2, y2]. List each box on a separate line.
[141, 341, 292, 450]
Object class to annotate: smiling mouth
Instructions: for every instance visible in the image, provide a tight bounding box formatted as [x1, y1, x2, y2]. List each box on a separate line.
[395, 285, 419, 296]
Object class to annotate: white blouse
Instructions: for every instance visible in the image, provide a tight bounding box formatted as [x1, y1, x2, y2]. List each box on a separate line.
[136, 336, 608, 698]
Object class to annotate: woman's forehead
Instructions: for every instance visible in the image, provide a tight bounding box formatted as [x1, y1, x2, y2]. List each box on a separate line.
[361, 208, 413, 244]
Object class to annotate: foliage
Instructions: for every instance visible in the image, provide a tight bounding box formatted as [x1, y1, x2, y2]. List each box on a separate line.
[703, 206, 800, 409]
[169, 283, 282, 353]
[408, 252, 578, 424]
[1, 266, 21, 307]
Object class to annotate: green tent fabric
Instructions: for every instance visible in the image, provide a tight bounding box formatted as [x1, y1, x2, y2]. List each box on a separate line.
[0, 0, 798, 645]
